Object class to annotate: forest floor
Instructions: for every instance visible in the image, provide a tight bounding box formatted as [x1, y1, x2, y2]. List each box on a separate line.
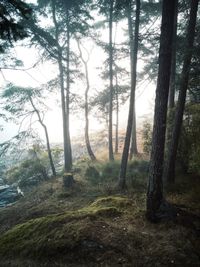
[0, 162, 199, 267]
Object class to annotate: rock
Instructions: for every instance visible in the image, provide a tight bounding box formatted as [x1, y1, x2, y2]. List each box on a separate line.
[0, 178, 5, 186]
[0, 184, 23, 207]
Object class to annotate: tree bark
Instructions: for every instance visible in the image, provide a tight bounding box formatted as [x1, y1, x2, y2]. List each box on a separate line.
[165, 0, 199, 184]
[146, 0, 176, 222]
[118, 0, 140, 190]
[115, 74, 119, 154]
[65, 9, 73, 171]
[29, 97, 56, 177]
[129, 0, 139, 160]
[52, 1, 71, 173]
[129, 107, 137, 159]
[168, 0, 178, 109]
[108, 0, 114, 161]
[164, 0, 178, 178]
[77, 39, 96, 161]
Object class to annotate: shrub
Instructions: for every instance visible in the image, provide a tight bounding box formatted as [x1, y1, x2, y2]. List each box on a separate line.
[85, 166, 101, 185]
[142, 120, 152, 154]
[5, 159, 48, 187]
[100, 161, 120, 182]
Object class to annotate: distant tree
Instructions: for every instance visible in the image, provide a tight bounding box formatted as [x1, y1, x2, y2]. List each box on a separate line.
[128, 0, 139, 159]
[76, 38, 97, 161]
[1, 84, 56, 177]
[164, 0, 199, 184]
[146, 0, 176, 222]
[97, 0, 116, 161]
[118, 0, 140, 190]
[27, 0, 93, 176]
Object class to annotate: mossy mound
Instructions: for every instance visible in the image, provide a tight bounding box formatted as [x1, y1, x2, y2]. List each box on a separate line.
[0, 196, 131, 264]
[91, 196, 132, 209]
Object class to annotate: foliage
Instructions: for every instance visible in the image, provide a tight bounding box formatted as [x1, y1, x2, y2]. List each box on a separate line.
[84, 159, 149, 190]
[141, 120, 152, 154]
[5, 158, 48, 187]
[100, 160, 120, 182]
[178, 104, 200, 174]
[85, 166, 101, 185]
[0, 0, 31, 52]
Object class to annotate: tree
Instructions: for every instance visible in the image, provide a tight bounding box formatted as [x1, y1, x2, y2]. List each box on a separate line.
[164, 0, 199, 184]
[0, 0, 31, 52]
[118, 0, 140, 190]
[1, 84, 56, 177]
[146, 0, 176, 222]
[128, 0, 139, 160]
[27, 0, 93, 174]
[108, 0, 115, 161]
[76, 38, 97, 161]
[96, 0, 116, 161]
[168, 0, 178, 109]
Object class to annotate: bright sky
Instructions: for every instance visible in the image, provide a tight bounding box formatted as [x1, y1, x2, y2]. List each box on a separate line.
[0, 3, 156, 144]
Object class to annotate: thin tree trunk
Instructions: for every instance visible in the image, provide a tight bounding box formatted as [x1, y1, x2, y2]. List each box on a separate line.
[65, 10, 73, 171]
[29, 97, 56, 177]
[146, 0, 176, 222]
[52, 1, 70, 173]
[108, 0, 114, 161]
[165, 0, 199, 184]
[129, 108, 137, 159]
[118, 0, 140, 190]
[115, 74, 119, 154]
[76, 39, 96, 161]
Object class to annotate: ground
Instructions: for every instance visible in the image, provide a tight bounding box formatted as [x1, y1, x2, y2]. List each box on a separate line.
[0, 166, 199, 267]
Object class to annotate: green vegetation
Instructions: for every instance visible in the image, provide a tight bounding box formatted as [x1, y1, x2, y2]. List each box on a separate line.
[5, 159, 48, 187]
[0, 171, 199, 266]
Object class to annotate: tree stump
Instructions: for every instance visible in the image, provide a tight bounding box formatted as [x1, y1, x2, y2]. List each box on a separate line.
[63, 173, 74, 188]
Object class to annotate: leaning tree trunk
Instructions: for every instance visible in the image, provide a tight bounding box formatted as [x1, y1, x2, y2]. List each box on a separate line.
[77, 39, 96, 161]
[146, 0, 176, 222]
[52, 1, 71, 173]
[118, 0, 140, 190]
[108, 0, 114, 161]
[29, 97, 56, 177]
[165, 0, 199, 184]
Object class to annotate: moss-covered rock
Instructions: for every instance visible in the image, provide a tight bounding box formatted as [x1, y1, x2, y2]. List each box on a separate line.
[0, 196, 130, 261]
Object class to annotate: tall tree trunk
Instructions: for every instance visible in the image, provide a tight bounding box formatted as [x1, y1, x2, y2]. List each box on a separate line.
[77, 39, 96, 161]
[108, 0, 114, 161]
[65, 10, 73, 171]
[129, 0, 138, 160]
[168, 0, 178, 109]
[118, 0, 140, 190]
[164, 0, 178, 179]
[146, 0, 176, 222]
[165, 0, 199, 184]
[29, 97, 56, 177]
[115, 74, 119, 154]
[52, 1, 70, 173]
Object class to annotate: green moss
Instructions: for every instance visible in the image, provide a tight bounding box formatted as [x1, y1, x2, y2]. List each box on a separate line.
[91, 196, 131, 209]
[0, 196, 130, 260]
